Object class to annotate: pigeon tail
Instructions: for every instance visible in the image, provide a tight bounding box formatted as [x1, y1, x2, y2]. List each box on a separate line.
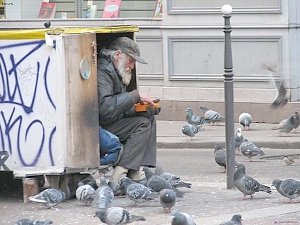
[259, 184, 272, 194]
[129, 215, 146, 223]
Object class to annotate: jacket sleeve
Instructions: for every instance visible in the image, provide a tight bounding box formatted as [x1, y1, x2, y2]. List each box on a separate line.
[98, 63, 140, 124]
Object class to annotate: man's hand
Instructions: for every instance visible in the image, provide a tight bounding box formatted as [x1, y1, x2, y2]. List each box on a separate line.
[139, 93, 154, 105]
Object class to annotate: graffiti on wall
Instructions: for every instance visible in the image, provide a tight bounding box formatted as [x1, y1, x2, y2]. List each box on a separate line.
[0, 40, 58, 170]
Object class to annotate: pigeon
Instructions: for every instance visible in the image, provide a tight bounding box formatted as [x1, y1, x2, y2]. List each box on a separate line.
[271, 79, 289, 108]
[28, 188, 66, 208]
[214, 144, 226, 172]
[170, 209, 196, 225]
[182, 124, 200, 141]
[200, 106, 224, 125]
[14, 219, 53, 225]
[234, 164, 271, 198]
[272, 178, 300, 201]
[273, 112, 300, 133]
[96, 176, 114, 210]
[283, 155, 295, 166]
[238, 112, 252, 130]
[75, 184, 96, 205]
[143, 166, 184, 197]
[186, 107, 206, 126]
[234, 128, 244, 152]
[119, 177, 156, 205]
[262, 64, 289, 108]
[95, 207, 145, 225]
[77, 174, 98, 190]
[159, 188, 176, 212]
[239, 139, 265, 162]
[219, 214, 242, 225]
[157, 171, 192, 189]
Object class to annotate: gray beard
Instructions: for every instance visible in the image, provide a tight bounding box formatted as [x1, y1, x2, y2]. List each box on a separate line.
[117, 54, 132, 86]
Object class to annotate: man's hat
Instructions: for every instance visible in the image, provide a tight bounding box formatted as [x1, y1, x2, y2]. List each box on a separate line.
[109, 37, 147, 64]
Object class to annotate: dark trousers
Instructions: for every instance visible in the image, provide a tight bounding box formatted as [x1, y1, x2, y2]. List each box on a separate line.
[102, 116, 157, 170]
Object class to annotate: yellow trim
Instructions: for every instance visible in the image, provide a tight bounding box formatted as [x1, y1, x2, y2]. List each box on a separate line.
[0, 25, 139, 40]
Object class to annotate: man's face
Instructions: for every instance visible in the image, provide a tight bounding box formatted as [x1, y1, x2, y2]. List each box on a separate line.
[116, 52, 135, 85]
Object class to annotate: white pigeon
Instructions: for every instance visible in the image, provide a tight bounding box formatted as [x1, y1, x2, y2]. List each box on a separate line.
[283, 155, 295, 166]
[170, 209, 196, 225]
[200, 106, 224, 125]
[238, 112, 252, 130]
[95, 207, 145, 225]
[75, 184, 96, 205]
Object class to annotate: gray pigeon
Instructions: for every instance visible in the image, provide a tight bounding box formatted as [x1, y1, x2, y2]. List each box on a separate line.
[200, 106, 224, 125]
[186, 108, 206, 126]
[214, 144, 226, 172]
[283, 155, 295, 166]
[272, 178, 300, 201]
[77, 174, 98, 190]
[143, 166, 184, 197]
[14, 219, 53, 225]
[159, 188, 176, 212]
[119, 177, 156, 205]
[220, 214, 242, 225]
[239, 139, 265, 162]
[238, 112, 252, 130]
[170, 209, 196, 225]
[234, 128, 244, 152]
[95, 207, 145, 225]
[182, 124, 200, 141]
[234, 164, 271, 198]
[271, 79, 289, 108]
[96, 176, 114, 210]
[75, 184, 96, 206]
[158, 172, 192, 189]
[274, 112, 300, 133]
[28, 188, 66, 208]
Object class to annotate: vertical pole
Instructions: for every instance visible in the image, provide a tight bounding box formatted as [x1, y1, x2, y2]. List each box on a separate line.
[222, 5, 235, 189]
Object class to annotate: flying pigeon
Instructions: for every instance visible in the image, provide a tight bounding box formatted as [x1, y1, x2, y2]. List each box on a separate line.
[14, 219, 53, 225]
[95, 207, 145, 225]
[200, 106, 224, 125]
[219, 214, 242, 225]
[238, 112, 252, 130]
[75, 184, 96, 206]
[239, 139, 265, 162]
[157, 171, 192, 189]
[234, 128, 244, 154]
[271, 79, 289, 108]
[119, 177, 156, 205]
[170, 209, 196, 225]
[182, 123, 200, 141]
[186, 107, 206, 126]
[272, 178, 300, 201]
[283, 155, 295, 166]
[273, 112, 300, 133]
[234, 164, 271, 198]
[262, 64, 289, 109]
[143, 166, 184, 197]
[28, 188, 66, 209]
[159, 188, 176, 212]
[96, 176, 114, 210]
[214, 144, 226, 172]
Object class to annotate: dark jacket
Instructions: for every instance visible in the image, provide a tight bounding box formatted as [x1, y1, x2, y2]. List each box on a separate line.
[97, 56, 140, 126]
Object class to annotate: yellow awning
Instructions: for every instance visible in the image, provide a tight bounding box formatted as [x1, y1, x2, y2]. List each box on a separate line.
[0, 25, 139, 40]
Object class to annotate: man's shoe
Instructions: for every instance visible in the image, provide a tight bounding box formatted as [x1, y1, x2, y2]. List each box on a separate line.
[128, 167, 145, 182]
[108, 166, 128, 195]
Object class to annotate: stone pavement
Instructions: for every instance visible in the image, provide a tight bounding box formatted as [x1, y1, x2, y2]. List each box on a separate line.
[156, 120, 300, 149]
[1, 120, 300, 225]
